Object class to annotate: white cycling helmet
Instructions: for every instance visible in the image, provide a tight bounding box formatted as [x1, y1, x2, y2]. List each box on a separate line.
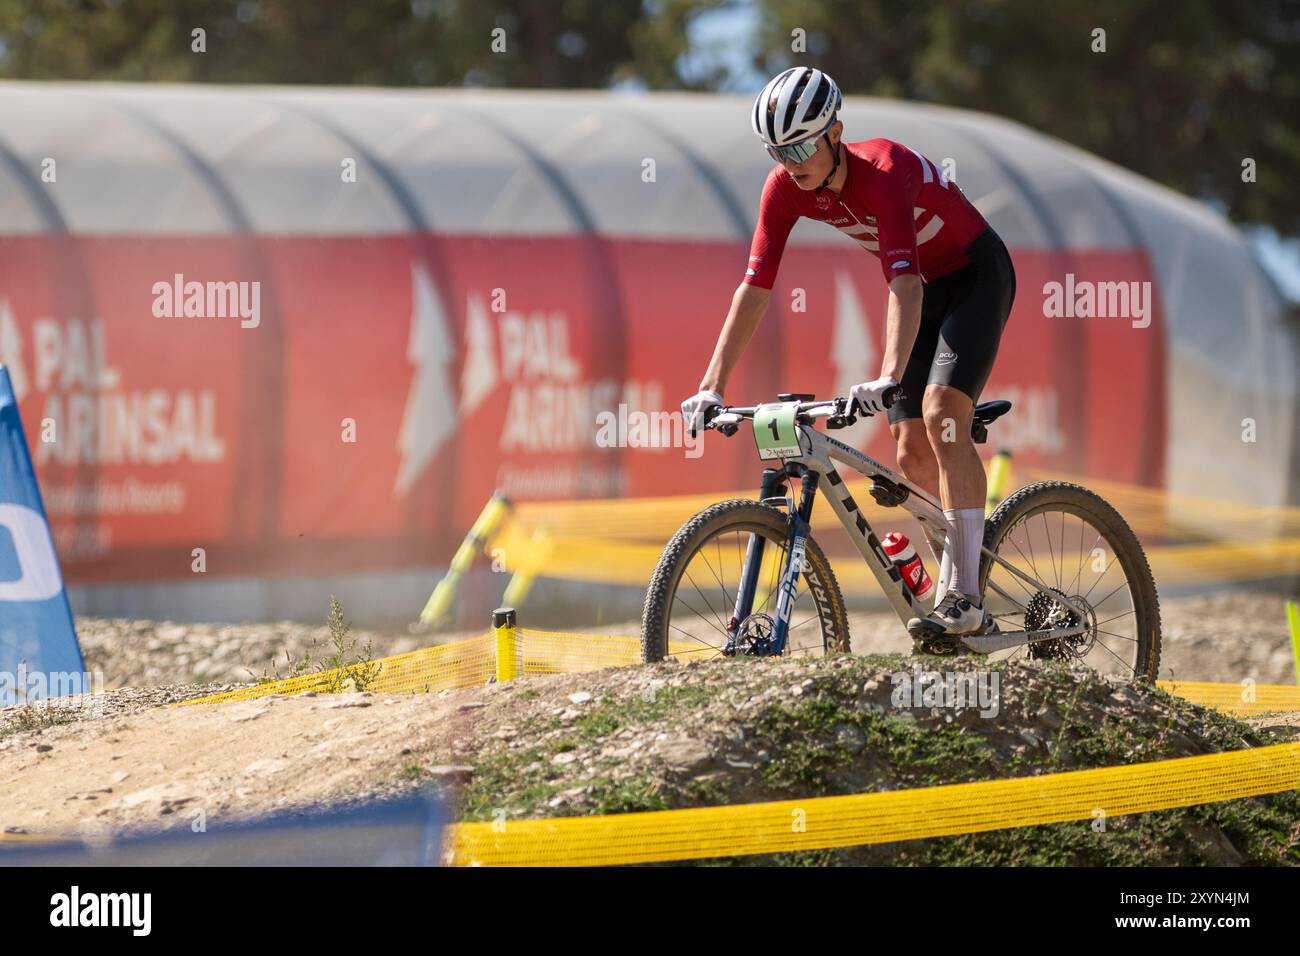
[751, 66, 842, 147]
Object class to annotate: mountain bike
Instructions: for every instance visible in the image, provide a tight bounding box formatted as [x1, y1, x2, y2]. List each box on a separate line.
[640, 390, 1161, 680]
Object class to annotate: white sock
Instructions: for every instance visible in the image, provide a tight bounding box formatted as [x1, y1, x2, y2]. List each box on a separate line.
[935, 541, 953, 604]
[944, 507, 985, 602]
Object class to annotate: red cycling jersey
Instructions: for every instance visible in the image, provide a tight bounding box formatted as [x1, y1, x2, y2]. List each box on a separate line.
[744, 138, 989, 288]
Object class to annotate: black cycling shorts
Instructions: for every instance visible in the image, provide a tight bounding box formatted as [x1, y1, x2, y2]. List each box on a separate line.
[888, 227, 1016, 424]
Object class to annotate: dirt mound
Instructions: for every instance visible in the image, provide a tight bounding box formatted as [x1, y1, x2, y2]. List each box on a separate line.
[5, 588, 1299, 864]
[452, 654, 1300, 865]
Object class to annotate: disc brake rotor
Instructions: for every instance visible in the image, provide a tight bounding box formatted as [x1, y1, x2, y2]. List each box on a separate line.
[732, 612, 777, 657]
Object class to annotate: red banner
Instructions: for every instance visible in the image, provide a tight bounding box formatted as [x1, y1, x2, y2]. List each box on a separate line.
[0, 235, 1165, 584]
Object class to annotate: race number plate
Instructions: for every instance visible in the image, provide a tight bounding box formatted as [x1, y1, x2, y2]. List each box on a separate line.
[753, 402, 801, 460]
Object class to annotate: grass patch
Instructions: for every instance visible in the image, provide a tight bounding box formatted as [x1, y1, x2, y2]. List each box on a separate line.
[571, 683, 713, 741]
[0, 703, 76, 740]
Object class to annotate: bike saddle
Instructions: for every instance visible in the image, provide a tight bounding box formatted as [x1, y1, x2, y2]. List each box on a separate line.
[973, 400, 1012, 424]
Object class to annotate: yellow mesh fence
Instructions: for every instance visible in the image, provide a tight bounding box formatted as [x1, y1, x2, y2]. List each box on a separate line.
[1022, 467, 1300, 541]
[1158, 680, 1300, 716]
[178, 625, 1300, 716]
[0, 832, 70, 845]
[513, 469, 1300, 543]
[497, 472, 1300, 590]
[491, 529, 1300, 591]
[177, 633, 497, 706]
[445, 739, 1300, 866]
[177, 628, 716, 707]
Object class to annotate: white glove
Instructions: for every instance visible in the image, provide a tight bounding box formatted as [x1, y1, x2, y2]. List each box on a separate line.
[850, 376, 899, 415]
[681, 389, 724, 435]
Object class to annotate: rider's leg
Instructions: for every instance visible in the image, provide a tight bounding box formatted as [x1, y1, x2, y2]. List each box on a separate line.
[890, 418, 940, 500]
[889, 279, 951, 602]
[908, 230, 1016, 638]
[922, 383, 986, 602]
[921, 384, 984, 511]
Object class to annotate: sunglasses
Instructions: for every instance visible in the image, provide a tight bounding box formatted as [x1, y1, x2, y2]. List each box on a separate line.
[765, 136, 822, 165]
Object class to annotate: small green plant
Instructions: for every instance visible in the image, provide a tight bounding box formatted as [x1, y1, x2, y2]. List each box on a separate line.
[317, 595, 383, 693]
[246, 640, 321, 684]
[0, 702, 74, 740]
[243, 597, 382, 691]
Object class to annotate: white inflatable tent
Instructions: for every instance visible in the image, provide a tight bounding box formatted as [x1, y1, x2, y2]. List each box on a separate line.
[0, 82, 1295, 620]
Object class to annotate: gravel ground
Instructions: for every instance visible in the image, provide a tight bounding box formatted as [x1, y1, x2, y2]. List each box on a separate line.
[76, 618, 457, 691]
[3, 587, 1296, 860]
[5, 653, 1297, 861]
[73, 586, 1299, 691]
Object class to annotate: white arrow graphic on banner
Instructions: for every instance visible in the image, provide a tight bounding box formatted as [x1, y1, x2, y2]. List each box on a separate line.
[460, 292, 498, 416]
[394, 263, 457, 497]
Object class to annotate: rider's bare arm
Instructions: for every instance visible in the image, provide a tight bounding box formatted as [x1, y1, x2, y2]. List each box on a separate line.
[880, 273, 923, 382]
[698, 282, 771, 394]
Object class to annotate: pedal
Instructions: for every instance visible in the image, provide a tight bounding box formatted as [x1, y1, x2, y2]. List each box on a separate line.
[910, 635, 963, 657]
[907, 618, 960, 655]
[908, 615, 993, 657]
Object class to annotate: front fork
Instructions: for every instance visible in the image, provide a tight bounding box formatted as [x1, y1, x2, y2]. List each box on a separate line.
[726, 466, 819, 656]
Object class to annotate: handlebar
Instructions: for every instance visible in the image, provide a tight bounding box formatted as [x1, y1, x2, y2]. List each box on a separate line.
[705, 386, 903, 437]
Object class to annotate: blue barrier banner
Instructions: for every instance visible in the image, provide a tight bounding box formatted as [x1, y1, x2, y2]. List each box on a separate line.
[0, 364, 85, 704]
[0, 790, 446, 866]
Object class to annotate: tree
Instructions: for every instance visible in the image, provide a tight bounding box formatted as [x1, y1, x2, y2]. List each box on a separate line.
[0, 0, 717, 89]
[754, 0, 1300, 235]
[2, 0, 1297, 234]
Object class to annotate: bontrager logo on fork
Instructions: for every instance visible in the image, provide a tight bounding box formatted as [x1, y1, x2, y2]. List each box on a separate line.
[640, 391, 1162, 680]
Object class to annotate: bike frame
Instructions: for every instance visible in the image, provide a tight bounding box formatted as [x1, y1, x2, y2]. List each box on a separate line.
[726, 411, 1090, 655]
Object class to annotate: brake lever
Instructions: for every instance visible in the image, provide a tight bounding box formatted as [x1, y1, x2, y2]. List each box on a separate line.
[831, 387, 904, 426]
[825, 396, 857, 430]
[704, 406, 742, 438]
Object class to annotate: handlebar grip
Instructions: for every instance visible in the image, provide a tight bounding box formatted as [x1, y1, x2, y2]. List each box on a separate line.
[687, 402, 721, 438]
[849, 386, 904, 419]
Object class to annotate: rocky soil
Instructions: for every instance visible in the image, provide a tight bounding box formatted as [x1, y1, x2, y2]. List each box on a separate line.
[73, 588, 1300, 689]
[1, 586, 1296, 864]
[449, 654, 1300, 865]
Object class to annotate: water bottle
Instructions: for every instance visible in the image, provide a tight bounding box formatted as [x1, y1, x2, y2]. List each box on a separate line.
[882, 532, 934, 602]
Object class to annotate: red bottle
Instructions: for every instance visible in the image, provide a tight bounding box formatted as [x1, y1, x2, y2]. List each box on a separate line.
[882, 532, 935, 601]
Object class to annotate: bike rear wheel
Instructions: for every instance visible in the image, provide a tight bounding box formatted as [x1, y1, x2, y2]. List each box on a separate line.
[980, 481, 1161, 680]
[641, 499, 850, 663]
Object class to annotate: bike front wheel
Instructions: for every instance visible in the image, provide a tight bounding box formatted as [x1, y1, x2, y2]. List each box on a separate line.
[641, 499, 850, 663]
[980, 480, 1162, 680]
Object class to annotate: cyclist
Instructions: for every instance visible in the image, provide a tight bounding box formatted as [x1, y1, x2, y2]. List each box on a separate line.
[682, 66, 1017, 640]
